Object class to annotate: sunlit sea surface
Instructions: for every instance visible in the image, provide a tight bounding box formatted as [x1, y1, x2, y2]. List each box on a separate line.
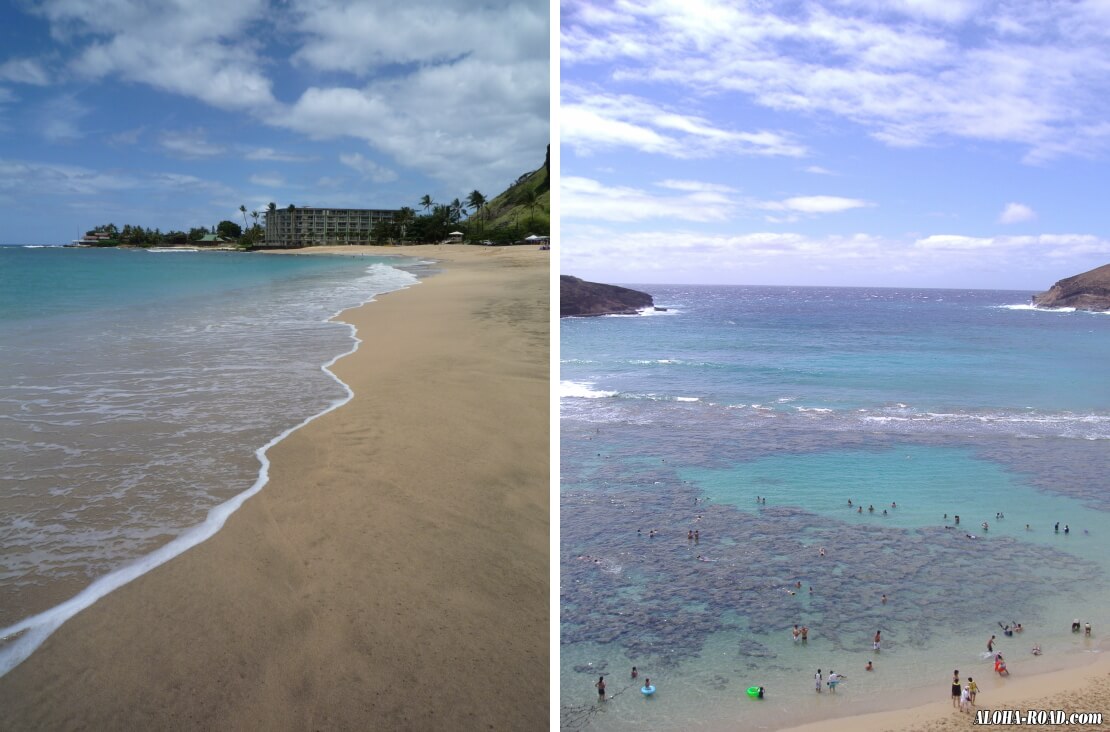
[561, 285, 1110, 731]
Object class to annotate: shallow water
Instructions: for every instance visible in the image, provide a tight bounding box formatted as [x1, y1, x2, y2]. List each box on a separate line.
[560, 285, 1110, 730]
[0, 246, 424, 669]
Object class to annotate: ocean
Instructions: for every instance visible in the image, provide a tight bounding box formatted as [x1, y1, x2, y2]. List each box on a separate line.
[560, 285, 1110, 730]
[0, 245, 424, 674]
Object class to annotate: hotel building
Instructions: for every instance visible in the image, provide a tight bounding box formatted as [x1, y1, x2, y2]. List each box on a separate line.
[263, 207, 403, 247]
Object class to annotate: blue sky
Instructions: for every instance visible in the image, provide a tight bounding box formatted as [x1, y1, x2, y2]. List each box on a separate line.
[0, 0, 549, 243]
[560, 0, 1110, 290]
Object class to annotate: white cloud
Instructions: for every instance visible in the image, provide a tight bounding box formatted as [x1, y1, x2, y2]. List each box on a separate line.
[249, 173, 287, 188]
[159, 129, 225, 158]
[40, 95, 89, 143]
[243, 147, 316, 162]
[998, 202, 1036, 224]
[108, 127, 144, 146]
[657, 179, 739, 193]
[804, 165, 835, 175]
[562, 87, 806, 158]
[36, 0, 276, 112]
[562, 1, 1110, 162]
[279, 51, 548, 193]
[914, 233, 1110, 255]
[290, 0, 547, 73]
[0, 158, 135, 195]
[0, 58, 50, 85]
[759, 195, 874, 214]
[562, 176, 735, 223]
[24, 0, 548, 196]
[562, 223, 1110, 285]
[339, 152, 398, 183]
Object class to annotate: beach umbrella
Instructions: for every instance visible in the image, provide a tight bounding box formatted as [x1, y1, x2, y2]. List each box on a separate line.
[524, 234, 539, 240]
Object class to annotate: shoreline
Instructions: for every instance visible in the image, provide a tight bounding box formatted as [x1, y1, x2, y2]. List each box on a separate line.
[781, 644, 1110, 731]
[0, 244, 549, 729]
[0, 255, 420, 677]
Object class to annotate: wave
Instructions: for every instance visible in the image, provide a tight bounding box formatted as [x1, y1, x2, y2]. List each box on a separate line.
[0, 262, 420, 678]
[565, 396, 1110, 439]
[561, 381, 617, 399]
[996, 304, 1082, 313]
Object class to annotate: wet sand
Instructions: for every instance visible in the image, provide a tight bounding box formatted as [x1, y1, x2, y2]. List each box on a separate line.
[784, 644, 1110, 731]
[0, 244, 550, 730]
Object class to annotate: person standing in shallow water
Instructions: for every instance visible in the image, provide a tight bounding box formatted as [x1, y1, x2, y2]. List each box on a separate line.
[815, 669, 822, 693]
[951, 670, 961, 707]
[596, 675, 606, 700]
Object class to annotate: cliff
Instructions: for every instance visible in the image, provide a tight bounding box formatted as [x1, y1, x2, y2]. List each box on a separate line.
[1031, 263, 1110, 311]
[560, 275, 654, 317]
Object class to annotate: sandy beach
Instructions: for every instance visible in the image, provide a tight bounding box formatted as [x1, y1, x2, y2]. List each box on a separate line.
[782, 645, 1110, 732]
[0, 244, 550, 730]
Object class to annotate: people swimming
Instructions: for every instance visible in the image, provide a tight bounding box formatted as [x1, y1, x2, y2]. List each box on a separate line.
[865, 660, 873, 671]
[1073, 619, 1082, 633]
[868, 504, 875, 512]
[1032, 644, 1042, 655]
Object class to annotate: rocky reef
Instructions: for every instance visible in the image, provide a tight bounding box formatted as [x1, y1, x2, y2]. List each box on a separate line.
[560, 275, 654, 317]
[1032, 263, 1110, 311]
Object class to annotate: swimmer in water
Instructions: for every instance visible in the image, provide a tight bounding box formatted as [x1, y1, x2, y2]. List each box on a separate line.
[865, 660, 873, 671]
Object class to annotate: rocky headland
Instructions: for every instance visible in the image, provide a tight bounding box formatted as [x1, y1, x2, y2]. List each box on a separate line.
[1031, 263, 1110, 311]
[560, 275, 654, 317]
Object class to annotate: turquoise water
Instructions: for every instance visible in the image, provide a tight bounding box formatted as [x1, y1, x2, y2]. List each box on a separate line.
[561, 286, 1110, 730]
[0, 245, 423, 672]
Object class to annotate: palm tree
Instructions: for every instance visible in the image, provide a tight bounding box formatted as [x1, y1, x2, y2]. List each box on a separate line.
[419, 194, 434, 213]
[466, 190, 487, 236]
[466, 190, 486, 218]
[449, 198, 465, 224]
[239, 204, 248, 231]
[397, 207, 414, 244]
[522, 189, 544, 229]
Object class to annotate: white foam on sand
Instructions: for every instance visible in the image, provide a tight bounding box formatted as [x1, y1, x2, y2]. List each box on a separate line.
[0, 264, 420, 678]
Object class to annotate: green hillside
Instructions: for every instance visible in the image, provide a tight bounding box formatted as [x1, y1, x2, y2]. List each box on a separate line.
[468, 146, 549, 242]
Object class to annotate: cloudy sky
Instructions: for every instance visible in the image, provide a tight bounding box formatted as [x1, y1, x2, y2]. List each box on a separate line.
[0, 0, 548, 243]
[561, 0, 1110, 290]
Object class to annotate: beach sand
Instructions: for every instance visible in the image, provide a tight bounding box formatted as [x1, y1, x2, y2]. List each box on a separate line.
[783, 647, 1110, 731]
[0, 244, 550, 730]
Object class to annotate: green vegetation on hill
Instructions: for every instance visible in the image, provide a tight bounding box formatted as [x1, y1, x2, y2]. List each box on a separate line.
[472, 146, 550, 242]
